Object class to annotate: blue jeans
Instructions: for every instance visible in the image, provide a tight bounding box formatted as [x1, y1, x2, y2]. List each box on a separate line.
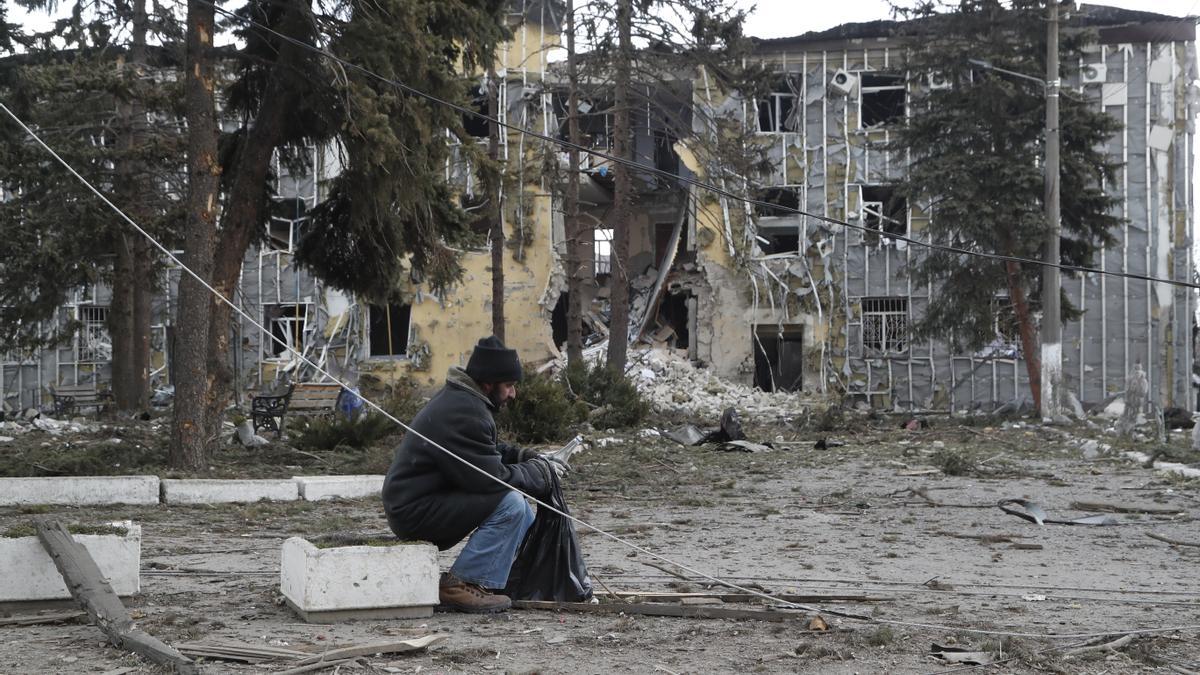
[450, 491, 535, 589]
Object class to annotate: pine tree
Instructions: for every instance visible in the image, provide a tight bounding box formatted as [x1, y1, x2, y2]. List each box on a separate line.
[888, 0, 1120, 404]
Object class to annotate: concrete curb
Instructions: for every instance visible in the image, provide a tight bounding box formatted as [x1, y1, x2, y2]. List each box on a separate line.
[293, 475, 384, 501]
[0, 476, 160, 506]
[160, 479, 300, 504]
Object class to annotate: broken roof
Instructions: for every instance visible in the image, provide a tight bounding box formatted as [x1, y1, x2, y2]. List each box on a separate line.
[754, 3, 1196, 48]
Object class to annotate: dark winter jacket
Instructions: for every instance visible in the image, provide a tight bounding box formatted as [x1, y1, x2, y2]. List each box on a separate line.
[382, 367, 553, 550]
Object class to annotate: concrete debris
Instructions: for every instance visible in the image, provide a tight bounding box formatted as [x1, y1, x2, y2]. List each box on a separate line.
[0, 436, 13, 443]
[1118, 364, 1148, 437]
[31, 416, 94, 435]
[629, 348, 816, 422]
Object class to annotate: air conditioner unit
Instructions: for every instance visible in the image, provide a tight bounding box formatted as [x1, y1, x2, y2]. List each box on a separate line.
[926, 71, 952, 90]
[829, 68, 858, 96]
[1080, 63, 1107, 85]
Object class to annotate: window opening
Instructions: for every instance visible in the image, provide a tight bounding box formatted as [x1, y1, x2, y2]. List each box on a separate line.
[76, 305, 111, 363]
[860, 185, 907, 240]
[754, 187, 801, 218]
[753, 324, 803, 392]
[594, 227, 613, 276]
[268, 197, 309, 252]
[462, 84, 490, 138]
[263, 304, 308, 358]
[861, 297, 908, 355]
[653, 129, 679, 174]
[756, 76, 796, 133]
[368, 303, 412, 357]
[860, 73, 906, 128]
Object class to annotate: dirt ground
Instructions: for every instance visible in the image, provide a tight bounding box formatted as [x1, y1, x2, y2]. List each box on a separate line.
[2, 414, 1199, 674]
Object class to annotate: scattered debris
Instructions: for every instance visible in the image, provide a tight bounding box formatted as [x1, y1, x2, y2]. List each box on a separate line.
[514, 599, 817, 623]
[176, 640, 311, 663]
[721, 440, 773, 453]
[1068, 501, 1185, 516]
[628, 348, 818, 421]
[807, 615, 829, 631]
[997, 499, 1118, 526]
[235, 420, 270, 448]
[813, 438, 845, 450]
[0, 610, 85, 626]
[930, 643, 993, 666]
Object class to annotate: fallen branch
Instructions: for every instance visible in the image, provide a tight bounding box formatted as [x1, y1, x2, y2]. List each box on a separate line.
[1147, 532, 1200, 548]
[636, 558, 690, 581]
[1065, 633, 1134, 656]
[35, 520, 198, 674]
[290, 636, 447, 666]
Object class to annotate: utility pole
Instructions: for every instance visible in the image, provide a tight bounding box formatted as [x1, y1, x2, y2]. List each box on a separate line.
[1040, 0, 1062, 418]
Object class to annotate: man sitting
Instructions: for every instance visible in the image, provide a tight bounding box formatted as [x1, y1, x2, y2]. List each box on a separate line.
[382, 336, 563, 613]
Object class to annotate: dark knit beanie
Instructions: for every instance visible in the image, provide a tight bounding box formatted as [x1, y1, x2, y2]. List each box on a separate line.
[465, 336, 523, 383]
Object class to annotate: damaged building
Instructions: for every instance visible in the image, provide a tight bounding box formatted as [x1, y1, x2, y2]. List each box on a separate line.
[716, 5, 1198, 411]
[3, 3, 1196, 416]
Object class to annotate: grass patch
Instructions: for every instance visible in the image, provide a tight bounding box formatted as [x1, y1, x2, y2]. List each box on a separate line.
[3, 522, 129, 538]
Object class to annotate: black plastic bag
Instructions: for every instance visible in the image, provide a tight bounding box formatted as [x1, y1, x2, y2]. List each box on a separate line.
[503, 473, 593, 602]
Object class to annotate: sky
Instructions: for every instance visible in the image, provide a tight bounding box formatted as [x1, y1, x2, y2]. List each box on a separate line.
[742, 1, 1200, 39]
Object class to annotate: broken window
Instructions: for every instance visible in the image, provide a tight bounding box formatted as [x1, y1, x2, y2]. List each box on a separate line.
[263, 304, 309, 359]
[268, 197, 309, 252]
[653, 129, 679, 174]
[76, 305, 111, 363]
[756, 76, 796, 133]
[753, 324, 803, 392]
[754, 187, 801, 218]
[368, 303, 412, 358]
[860, 73, 906, 128]
[462, 84, 491, 138]
[861, 297, 908, 355]
[594, 228, 613, 276]
[756, 229, 800, 255]
[860, 185, 907, 240]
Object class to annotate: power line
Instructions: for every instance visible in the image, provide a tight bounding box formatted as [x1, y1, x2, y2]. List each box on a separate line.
[199, 0, 1200, 291]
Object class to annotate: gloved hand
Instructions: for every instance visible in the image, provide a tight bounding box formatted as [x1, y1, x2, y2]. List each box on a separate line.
[545, 456, 568, 480]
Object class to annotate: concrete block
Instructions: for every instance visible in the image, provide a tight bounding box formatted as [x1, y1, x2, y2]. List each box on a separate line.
[0, 476, 160, 506]
[160, 479, 299, 504]
[294, 475, 384, 501]
[280, 537, 438, 623]
[0, 522, 141, 602]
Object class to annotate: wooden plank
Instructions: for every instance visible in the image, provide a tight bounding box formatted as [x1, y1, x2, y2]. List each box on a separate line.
[0, 610, 85, 626]
[291, 635, 448, 666]
[34, 520, 198, 674]
[513, 600, 815, 622]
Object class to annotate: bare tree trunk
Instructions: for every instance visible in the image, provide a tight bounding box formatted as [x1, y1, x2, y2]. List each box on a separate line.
[109, 232, 135, 411]
[171, 0, 220, 469]
[606, 0, 633, 372]
[110, 0, 152, 414]
[564, 0, 584, 365]
[488, 64, 505, 342]
[1005, 259, 1041, 410]
[132, 236, 152, 410]
[202, 2, 309, 433]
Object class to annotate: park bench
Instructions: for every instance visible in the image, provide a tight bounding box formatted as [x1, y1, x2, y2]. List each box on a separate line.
[251, 382, 344, 438]
[50, 382, 111, 417]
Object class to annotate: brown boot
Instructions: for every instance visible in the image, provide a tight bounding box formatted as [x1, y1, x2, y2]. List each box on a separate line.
[437, 573, 512, 614]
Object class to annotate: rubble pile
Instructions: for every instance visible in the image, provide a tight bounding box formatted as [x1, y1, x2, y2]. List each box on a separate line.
[629, 348, 816, 422]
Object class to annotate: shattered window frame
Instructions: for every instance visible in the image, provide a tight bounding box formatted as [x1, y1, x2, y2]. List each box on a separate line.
[262, 303, 311, 360]
[859, 185, 908, 241]
[367, 303, 413, 359]
[755, 77, 796, 134]
[858, 72, 906, 129]
[861, 297, 908, 355]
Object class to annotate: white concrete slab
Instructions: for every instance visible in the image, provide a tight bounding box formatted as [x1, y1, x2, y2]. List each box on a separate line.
[1125, 451, 1200, 479]
[0, 476, 160, 506]
[280, 537, 438, 622]
[294, 475, 384, 501]
[0, 522, 141, 601]
[160, 479, 299, 504]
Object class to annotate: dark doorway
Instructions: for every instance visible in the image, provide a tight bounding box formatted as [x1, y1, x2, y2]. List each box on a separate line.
[551, 293, 569, 348]
[655, 291, 691, 349]
[753, 324, 803, 392]
[368, 303, 412, 357]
